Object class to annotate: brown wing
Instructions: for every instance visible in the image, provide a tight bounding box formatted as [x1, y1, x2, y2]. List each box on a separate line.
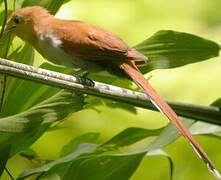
[52, 19, 132, 61]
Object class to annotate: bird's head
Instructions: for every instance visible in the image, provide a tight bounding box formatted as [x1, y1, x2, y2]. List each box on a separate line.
[6, 6, 52, 44]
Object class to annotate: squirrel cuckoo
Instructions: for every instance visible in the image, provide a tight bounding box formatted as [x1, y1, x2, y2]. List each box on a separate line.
[6, 6, 220, 178]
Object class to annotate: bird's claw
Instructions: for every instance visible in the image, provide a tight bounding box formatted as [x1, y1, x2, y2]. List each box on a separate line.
[81, 77, 95, 87]
[72, 71, 95, 87]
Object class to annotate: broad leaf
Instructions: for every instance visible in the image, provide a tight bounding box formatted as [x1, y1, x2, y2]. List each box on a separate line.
[0, 63, 73, 118]
[134, 30, 220, 73]
[19, 126, 168, 179]
[0, 90, 86, 157]
[146, 149, 173, 180]
[39, 174, 61, 180]
[102, 127, 164, 148]
[0, 90, 85, 133]
[20, 148, 38, 161]
[19, 118, 196, 180]
[104, 100, 137, 114]
[1, 43, 35, 117]
[0, 2, 20, 59]
[190, 121, 221, 136]
[8, 43, 34, 65]
[0, 34, 14, 58]
[211, 98, 221, 111]
[0, 6, 35, 115]
[0, 144, 10, 177]
[18, 143, 98, 180]
[60, 133, 100, 157]
[62, 152, 145, 180]
[0, 4, 14, 58]
[142, 118, 195, 152]
[0, 10, 13, 26]
[66, 149, 172, 180]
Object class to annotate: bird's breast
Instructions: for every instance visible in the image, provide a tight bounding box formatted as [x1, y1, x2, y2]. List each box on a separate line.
[36, 33, 84, 69]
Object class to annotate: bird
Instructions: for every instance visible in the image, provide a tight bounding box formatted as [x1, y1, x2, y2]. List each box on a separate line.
[6, 6, 220, 178]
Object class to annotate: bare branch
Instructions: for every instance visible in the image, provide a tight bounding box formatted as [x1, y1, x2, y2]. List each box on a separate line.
[0, 58, 220, 125]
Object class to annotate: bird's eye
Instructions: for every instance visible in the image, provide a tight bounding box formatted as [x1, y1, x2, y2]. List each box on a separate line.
[13, 16, 21, 24]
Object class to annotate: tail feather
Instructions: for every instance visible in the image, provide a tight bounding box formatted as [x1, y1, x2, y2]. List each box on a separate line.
[119, 61, 221, 179]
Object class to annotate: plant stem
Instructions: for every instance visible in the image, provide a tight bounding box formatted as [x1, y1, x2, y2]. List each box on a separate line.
[0, 58, 220, 125]
[0, 0, 8, 39]
[4, 166, 14, 180]
[0, 75, 6, 112]
[0, 0, 10, 113]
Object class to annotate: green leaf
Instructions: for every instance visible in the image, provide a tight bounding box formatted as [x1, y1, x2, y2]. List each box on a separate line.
[18, 127, 164, 179]
[18, 143, 98, 180]
[0, 34, 14, 58]
[0, 10, 13, 25]
[1, 63, 73, 118]
[146, 149, 173, 180]
[102, 127, 164, 148]
[211, 98, 221, 110]
[20, 148, 38, 160]
[0, 7, 12, 58]
[6, 124, 49, 158]
[62, 153, 145, 180]
[18, 120, 195, 180]
[84, 76, 136, 113]
[65, 125, 177, 180]
[39, 173, 61, 180]
[0, 90, 86, 157]
[0, 6, 19, 58]
[0, 90, 85, 133]
[0, 144, 10, 177]
[22, 0, 71, 15]
[60, 133, 100, 157]
[1, 43, 35, 117]
[143, 118, 195, 152]
[190, 122, 221, 136]
[104, 100, 137, 114]
[134, 30, 220, 73]
[8, 43, 34, 65]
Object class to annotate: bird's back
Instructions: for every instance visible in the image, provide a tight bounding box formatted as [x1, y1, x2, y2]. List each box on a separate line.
[51, 19, 147, 64]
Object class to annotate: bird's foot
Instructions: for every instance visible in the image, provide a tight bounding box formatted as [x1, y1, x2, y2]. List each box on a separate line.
[72, 71, 95, 87]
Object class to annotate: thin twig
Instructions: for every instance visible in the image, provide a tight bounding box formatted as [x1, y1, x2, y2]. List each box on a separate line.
[0, 0, 9, 113]
[0, 0, 8, 39]
[4, 166, 14, 180]
[0, 76, 6, 112]
[0, 58, 220, 125]
[0, 1, 14, 180]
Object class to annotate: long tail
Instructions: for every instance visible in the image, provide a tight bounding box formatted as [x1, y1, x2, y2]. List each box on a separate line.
[119, 61, 221, 179]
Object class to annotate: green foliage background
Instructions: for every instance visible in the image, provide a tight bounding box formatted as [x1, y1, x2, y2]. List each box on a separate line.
[0, 0, 221, 179]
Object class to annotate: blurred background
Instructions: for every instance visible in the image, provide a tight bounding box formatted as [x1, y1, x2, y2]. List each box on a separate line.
[4, 0, 221, 179]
